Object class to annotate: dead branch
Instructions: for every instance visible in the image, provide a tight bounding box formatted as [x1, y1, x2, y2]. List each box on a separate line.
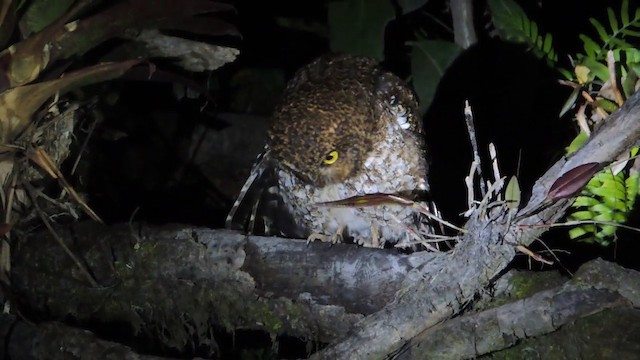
[393, 258, 638, 359]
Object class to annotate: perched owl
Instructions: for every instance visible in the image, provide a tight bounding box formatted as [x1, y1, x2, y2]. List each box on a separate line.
[227, 54, 431, 248]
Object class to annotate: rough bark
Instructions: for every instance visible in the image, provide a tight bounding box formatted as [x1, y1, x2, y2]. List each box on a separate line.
[451, 0, 477, 48]
[394, 258, 639, 359]
[0, 314, 173, 360]
[8, 92, 640, 358]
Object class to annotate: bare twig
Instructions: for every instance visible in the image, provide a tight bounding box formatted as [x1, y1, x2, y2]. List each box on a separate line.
[23, 182, 98, 287]
[463, 101, 486, 196]
[607, 50, 624, 106]
[489, 143, 501, 200]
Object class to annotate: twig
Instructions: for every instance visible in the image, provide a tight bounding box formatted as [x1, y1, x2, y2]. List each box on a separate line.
[515, 244, 553, 266]
[518, 219, 640, 234]
[71, 108, 101, 175]
[23, 182, 98, 287]
[464, 161, 478, 217]
[463, 101, 486, 196]
[0, 161, 21, 287]
[607, 50, 624, 106]
[489, 143, 501, 200]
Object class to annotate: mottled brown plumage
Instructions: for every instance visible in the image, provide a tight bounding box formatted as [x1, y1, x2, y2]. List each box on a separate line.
[228, 54, 430, 247]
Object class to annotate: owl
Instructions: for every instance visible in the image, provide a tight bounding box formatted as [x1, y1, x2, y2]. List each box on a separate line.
[227, 54, 430, 248]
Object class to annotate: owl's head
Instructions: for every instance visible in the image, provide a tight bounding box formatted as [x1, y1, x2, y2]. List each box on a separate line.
[267, 54, 393, 187]
[268, 101, 376, 187]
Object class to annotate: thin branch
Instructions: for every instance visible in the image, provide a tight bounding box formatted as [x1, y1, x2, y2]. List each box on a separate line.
[450, 0, 477, 49]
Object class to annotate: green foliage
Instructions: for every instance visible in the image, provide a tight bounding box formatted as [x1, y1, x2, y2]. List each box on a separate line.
[489, 0, 640, 246]
[328, 0, 394, 60]
[561, 1, 640, 246]
[572, 0, 640, 86]
[410, 39, 461, 113]
[568, 160, 639, 246]
[488, 0, 558, 66]
[20, 0, 74, 35]
[565, 131, 588, 155]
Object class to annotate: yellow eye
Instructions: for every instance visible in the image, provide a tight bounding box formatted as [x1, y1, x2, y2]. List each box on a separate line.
[323, 150, 339, 165]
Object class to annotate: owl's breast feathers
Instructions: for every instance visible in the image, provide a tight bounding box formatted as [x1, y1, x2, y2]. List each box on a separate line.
[229, 54, 431, 246]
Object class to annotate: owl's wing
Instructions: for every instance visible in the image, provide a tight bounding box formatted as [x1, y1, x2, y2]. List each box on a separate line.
[225, 147, 305, 238]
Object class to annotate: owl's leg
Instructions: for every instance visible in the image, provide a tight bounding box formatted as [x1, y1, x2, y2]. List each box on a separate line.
[355, 225, 381, 248]
[371, 225, 380, 248]
[307, 224, 345, 245]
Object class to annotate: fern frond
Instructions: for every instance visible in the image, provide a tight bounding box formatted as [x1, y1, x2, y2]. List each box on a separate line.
[568, 156, 639, 246]
[489, 0, 558, 65]
[580, 0, 640, 61]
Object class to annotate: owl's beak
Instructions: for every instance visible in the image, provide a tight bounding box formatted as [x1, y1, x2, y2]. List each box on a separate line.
[319, 162, 353, 185]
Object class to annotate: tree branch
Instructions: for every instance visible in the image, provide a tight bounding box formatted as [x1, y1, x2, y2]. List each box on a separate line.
[10, 92, 640, 358]
[309, 89, 640, 358]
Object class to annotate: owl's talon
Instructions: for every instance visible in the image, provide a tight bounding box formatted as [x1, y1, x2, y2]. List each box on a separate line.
[307, 233, 343, 245]
[307, 233, 329, 244]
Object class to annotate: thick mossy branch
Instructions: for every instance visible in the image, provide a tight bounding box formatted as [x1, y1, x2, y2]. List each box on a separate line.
[10, 91, 640, 358]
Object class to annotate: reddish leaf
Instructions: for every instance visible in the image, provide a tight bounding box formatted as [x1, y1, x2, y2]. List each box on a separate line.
[315, 193, 414, 208]
[548, 162, 604, 200]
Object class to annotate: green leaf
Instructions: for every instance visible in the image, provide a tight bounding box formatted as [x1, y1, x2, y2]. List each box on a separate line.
[608, 8, 619, 33]
[573, 196, 600, 207]
[609, 37, 633, 49]
[19, 0, 74, 35]
[565, 131, 588, 155]
[579, 34, 601, 59]
[582, 57, 609, 82]
[505, 176, 521, 210]
[328, 0, 394, 60]
[530, 21, 538, 41]
[489, 0, 529, 42]
[410, 40, 462, 113]
[622, 28, 640, 37]
[596, 98, 619, 113]
[589, 18, 609, 43]
[489, 0, 558, 65]
[621, 0, 630, 25]
[543, 33, 553, 53]
[569, 226, 591, 239]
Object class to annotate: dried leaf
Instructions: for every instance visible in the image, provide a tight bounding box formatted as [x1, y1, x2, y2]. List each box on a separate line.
[0, 0, 236, 91]
[27, 148, 102, 223]
[0, 60, 143, 144]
